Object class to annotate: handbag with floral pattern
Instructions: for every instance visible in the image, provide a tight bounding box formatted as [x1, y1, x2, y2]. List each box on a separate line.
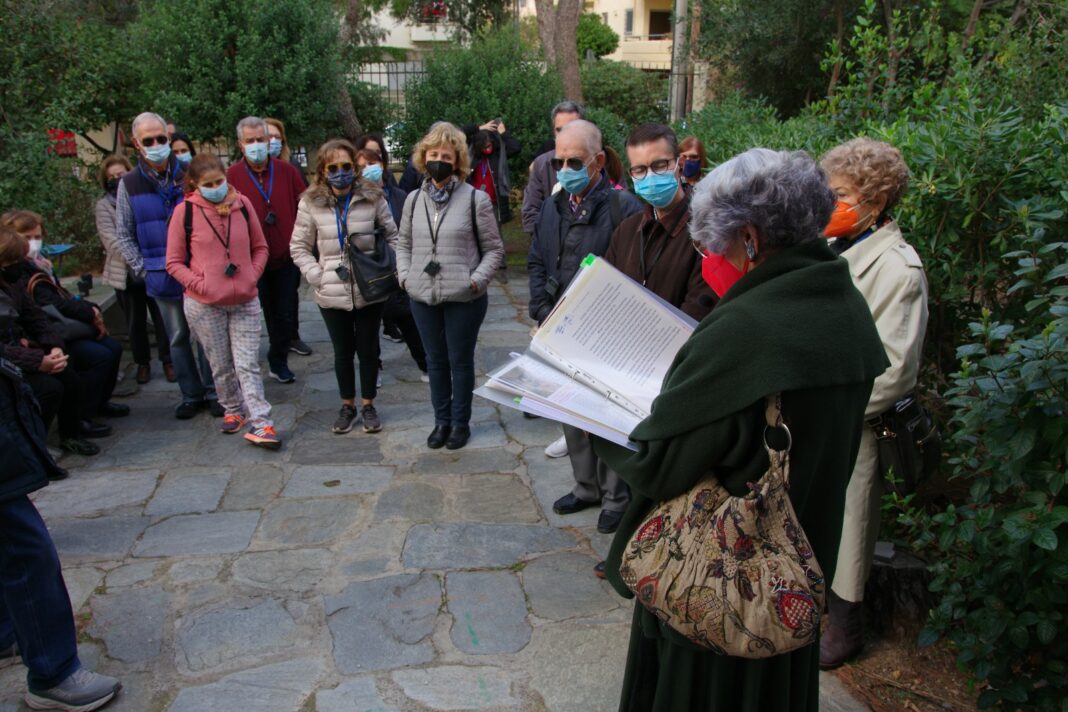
[619, 394, 825, 658]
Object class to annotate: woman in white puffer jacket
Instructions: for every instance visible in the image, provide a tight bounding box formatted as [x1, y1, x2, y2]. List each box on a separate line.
[291, 138, 398, 436]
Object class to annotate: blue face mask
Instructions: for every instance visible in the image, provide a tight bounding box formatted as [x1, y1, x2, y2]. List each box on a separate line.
[175, 151, 192, 166]
[199, 180, 228, 204]
[327, 169, 356, 190]
[557, 165, 592, 195]
[243, 142, 269, 164]
[634, 170, 680, 208]
[361, 164, 384, 184]
[269, 138, 283, 158]
[143, 143, 171, 164]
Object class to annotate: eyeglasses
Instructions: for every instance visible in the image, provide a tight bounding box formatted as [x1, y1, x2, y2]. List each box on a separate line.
[326, 162, 354, 174]
[628, 158, 677, 180]
[550, 156, 593, 172]
[140, 135, 169, 147]
[691, 240, 710, 258]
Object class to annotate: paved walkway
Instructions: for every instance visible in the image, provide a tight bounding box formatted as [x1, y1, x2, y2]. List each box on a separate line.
[1, 279, 866, 711]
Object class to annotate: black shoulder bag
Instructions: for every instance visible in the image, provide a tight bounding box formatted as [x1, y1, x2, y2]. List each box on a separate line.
[348, 222, 400, 303]
[867, 393, 941, 495]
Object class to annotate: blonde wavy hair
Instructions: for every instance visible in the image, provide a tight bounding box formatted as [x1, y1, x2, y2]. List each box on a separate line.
[820, 137, 910, 212]
[411, 122, 470, 181]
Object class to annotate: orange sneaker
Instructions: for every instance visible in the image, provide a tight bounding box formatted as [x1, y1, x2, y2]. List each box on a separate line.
[244, 425, 281, 450]
[220, 414, 246, 434]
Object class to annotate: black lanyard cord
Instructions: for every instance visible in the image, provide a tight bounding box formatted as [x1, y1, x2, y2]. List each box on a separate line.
[422, 194, 451, 251]
[199, 206, 233, 260]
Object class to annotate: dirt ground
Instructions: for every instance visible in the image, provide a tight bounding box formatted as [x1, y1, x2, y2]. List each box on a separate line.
[835, 634, 980, 711]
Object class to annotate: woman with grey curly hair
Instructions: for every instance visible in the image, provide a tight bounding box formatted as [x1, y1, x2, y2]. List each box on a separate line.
[818, 137, 929, 669]
[591, 148, 889, 711]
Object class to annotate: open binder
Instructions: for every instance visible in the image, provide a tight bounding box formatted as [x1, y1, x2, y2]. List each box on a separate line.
[475, 255, 696, 449]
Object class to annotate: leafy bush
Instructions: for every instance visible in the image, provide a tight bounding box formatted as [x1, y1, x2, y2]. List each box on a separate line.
[399, 31, 562, 180]
[577, 13, 619, 59]
[347, 81, 399, 136]
[580, 60, 667, 127]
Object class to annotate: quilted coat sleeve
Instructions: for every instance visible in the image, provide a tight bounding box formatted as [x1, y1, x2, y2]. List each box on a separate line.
[469, 190, 504, 290]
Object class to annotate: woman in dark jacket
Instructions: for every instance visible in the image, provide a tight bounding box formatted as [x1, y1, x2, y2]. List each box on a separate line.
[591, 149, 889, 712]
[0, 226, 99, 456]
[463, 119, 521, 225]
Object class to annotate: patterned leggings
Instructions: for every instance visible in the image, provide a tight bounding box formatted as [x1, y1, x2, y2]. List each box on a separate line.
[183, 299, 272, 428]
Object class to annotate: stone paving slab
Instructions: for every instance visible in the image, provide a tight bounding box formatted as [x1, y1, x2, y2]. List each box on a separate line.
[1, 278, 869, 712]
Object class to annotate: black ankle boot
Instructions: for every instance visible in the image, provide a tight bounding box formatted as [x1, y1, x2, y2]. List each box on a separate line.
[427, 425, 451, 449]
[445, 424, 471, 450]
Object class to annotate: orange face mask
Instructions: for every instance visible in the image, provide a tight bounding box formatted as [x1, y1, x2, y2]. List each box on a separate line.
[824, 200, 870, 238]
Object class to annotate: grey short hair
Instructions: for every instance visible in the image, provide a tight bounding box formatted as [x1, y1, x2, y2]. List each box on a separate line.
[690, 148, 835, 255]
[131, 112, 167, 138]
[550, 101, 586, 124]
[235, 116, 269, 142]
[556, 119, 602, 159]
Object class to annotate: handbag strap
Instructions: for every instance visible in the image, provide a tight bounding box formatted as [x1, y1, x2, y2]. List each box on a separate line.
[763, 393, 792, 483]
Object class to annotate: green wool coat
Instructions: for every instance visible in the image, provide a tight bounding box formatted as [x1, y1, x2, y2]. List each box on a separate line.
[593, 239, 889, 712]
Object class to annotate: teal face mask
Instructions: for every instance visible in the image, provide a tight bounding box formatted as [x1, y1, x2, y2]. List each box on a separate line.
[634, 169, 679, 208]
[199, 180, 228, 203]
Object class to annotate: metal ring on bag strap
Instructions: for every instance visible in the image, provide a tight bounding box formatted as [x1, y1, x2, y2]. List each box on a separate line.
[762, 393, 792, 453]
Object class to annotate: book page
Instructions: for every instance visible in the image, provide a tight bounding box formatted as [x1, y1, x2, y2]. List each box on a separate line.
[531, 257, 694, 417]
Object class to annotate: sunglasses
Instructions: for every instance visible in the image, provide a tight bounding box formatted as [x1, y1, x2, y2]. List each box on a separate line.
[550, 156, 594, 172]
[326, 162, 354, 174]
[628, 158, 677, 180]
[140, 135, 169, 147]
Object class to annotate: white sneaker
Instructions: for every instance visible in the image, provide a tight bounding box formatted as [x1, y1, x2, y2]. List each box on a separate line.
[544, 435, 568, 458]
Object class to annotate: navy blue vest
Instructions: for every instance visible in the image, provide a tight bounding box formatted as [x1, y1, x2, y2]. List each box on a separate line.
[123, 159, 185, 299]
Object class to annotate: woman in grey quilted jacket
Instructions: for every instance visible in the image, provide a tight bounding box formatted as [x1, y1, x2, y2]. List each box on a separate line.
[397, 122, 505, 450]
[291, 139, 399, 435]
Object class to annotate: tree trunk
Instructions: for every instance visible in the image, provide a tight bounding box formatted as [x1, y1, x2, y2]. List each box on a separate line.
[826, 0, 846, 99]
[533, 0, 557, 65]
[553, 0, 584, 102]
[335, 0, 366, 142]
[960, 0, 985, 49]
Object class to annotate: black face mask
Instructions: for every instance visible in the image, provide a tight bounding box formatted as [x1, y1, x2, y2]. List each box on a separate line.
[0, 264, 21, 283]
[425, 160, 454, 183]
[106, 177, 121, 194]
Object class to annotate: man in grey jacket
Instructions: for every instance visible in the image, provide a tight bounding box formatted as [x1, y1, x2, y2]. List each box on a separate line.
[521, 101, 586, 236]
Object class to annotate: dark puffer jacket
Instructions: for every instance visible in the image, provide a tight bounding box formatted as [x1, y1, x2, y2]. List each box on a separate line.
[527, 176, 642, 323]
[10, 261, 98, 324]
[0, 346, 64, 500]
[0, 281, 64, 373]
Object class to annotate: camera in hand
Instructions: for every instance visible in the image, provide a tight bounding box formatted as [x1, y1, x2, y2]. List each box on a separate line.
[423, 260, 442, 276]
[335, 265, 351, 282]
[265, 211, 277, 226]
[77, 273, 93, 297]
[224, 263, 239, 277]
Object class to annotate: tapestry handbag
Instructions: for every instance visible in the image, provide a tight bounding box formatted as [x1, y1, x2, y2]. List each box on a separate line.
[347, 224, 400, 303]
[867, 393, 941, 496]
[619, 394, 825, 658]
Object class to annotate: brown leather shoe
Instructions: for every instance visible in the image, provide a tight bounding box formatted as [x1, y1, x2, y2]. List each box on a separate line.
[163, 362, 177, 383]
[136, 364, 151, 384]
[819, 593, 865, 669]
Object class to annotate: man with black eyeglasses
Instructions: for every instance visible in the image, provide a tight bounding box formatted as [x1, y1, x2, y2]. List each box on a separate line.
[115, 111, 219, 420]
[227, 116, 308, 385]
[529, 119, 643, 537]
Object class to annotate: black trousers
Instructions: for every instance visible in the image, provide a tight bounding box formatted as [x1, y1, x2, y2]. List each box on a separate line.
[116, 280, 171, 366]
[380, 292, 427, 371]
[23, 369, 82, 438]
[258, 261, 300, 372]
[319, 303, 385, 401]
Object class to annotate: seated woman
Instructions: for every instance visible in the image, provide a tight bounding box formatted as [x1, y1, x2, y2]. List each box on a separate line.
[591, 148, 889, 711]
[0, 225, 99, 456]
[1, 210, 127, 438]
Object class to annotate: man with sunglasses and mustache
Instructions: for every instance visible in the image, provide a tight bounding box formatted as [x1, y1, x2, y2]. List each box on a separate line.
[528, 119, 642, 537]
[227, 116, 308, 385]
[115, 111, 219, 420]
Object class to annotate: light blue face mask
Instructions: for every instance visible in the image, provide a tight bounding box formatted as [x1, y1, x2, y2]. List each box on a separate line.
[634, 168, 680, 209]
[143, 143, 171, 164]
[175, 151, 192, 166]
[243, 141, 269, 164]
[361, 164, 384, 184]
[199, 180, 228, 204]
[269, 138, 283, 158]
[557, 163, 592, 195]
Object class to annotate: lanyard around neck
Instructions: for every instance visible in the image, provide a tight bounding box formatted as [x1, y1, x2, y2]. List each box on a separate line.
[199, 206, 232, 260]
[244, 160, 274, 206]
[335, 192, 353, 252]
[422, 193, 450, 249]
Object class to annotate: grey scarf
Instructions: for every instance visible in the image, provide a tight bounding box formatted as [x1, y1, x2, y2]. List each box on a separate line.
[425, 177, 456, 206]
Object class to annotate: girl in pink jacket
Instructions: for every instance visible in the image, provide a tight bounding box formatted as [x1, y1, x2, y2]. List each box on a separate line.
[166, 154, 280, 450]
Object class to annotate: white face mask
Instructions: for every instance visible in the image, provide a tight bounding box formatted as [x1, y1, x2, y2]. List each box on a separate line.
[28, 239, 43, 258]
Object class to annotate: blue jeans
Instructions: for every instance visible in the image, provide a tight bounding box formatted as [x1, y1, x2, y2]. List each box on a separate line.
[410, 295, 488, 428]
[0, 496, 79, 690]
[258, 261, 300, 372]
[155, 297, 216, 404]
[66, 335, 122, 419]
